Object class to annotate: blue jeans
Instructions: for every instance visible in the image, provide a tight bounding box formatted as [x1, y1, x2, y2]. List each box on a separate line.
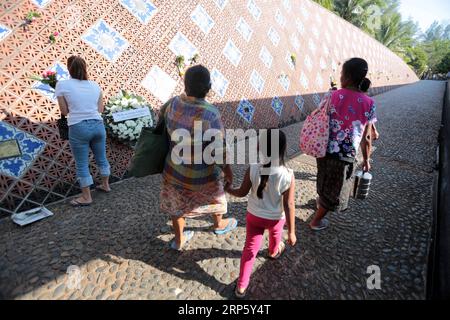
[69, 120, 110, 188]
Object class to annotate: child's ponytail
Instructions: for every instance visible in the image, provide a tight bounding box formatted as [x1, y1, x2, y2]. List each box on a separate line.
[257, 164, 270, 199]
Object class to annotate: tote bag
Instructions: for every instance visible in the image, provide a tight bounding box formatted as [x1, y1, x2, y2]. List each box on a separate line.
[128, 103, 171, 177]
[299, 92, 332, 158]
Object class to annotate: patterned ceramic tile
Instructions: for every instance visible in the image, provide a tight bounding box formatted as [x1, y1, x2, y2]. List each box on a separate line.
[275, 9, 286, 29]
[283, 0, 291, 11]
[141, 65, 177, 103]
[0, 122, 46, 179]
[319, 57, 327, 70]
[295, 94, 305, 111]
[236, 17, 253, 42]
[278, 74, 290, 92]
[247, 0, 262, 21]
[296, 19, 305, 35]
[32, 62, 70, 102]
[32, 0, 52, 8]
[259, 46, 273, 69]
[236, 99, 255, 124]
[290, 33, 300, 51]
[286, 52, 295, 70]
[169, 31, 198, 60]
[213, 0, 228, 10]
[316, 73, 324, 89]
[191, 4, 215, 34]
[304, 54, 313, 72]
[300, 4, 310, 20]
[211, 68, 229, 98]
[311, 26, 320, 39]
[300, 72, 309, 90]
[222, 39, 242, 67]
[306, 36, 317, 51]
[268, 27, 280, 47]
[0, 25, 11, 42]
[249, 69, 264, 94]
[82, 20, 129, 62]
[119, 0, 158, 25]
[271, 96, 284, 116]
[313, 93, 322, 106]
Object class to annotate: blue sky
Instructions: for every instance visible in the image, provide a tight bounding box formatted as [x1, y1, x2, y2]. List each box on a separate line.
[399, 0, 450, 32]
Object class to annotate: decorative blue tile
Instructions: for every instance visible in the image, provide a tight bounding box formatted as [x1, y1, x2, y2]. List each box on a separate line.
[283, 0, 291, 11]
[275, 9, 286, 28]
[268, 27, 280, 47]
[211, 68, 229, 98]
[296, 18, 305, 35]
[290, 33, 300, 51]
[223, 39, 242, 67]
[250, 70, 264, 94]
[286, 52, 295, 70]
[236, 17, 253, 42]
[259, 46, 273, 69]
[191, 4, 214, 34]
[300, 72, 309, 90]
[278, 74, 290, 91]
[141, 65, 177, 103]
[32, 62, 70, 102]
[213, 0, 228, 10]
[247, 0, 262, 21]
[119, 0, 157, 25]
[313, 93, 322, 107]
[169, 32, 198, 60]
[0, 122, 46, 179]
[82, 20, 129, 62]
[236, 99, 255, 124]
[271, 97, 283, 116]
[32, 0, 52, 8]
[304, 54, 313, 72]
[295, 95, 305, 111]
[0, 24, 11, 42]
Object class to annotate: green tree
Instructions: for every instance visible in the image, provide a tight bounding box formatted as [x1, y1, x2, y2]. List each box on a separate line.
[313, 0, 334, 10]
[436, 51, 450, 73]
[404, 46, 428, 77]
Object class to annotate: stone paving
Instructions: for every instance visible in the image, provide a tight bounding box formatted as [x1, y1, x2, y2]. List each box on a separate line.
[0, 81, 445, 300]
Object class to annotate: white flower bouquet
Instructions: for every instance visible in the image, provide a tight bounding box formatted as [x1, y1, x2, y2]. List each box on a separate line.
[104, 90, 155, 145]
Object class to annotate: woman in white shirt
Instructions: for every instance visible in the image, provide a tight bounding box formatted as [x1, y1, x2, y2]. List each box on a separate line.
[56, 56, 111, 207]
[225, 129, 297, 298]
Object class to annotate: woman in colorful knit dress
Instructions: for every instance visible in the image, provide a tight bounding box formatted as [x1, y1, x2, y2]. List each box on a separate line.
[159, 65, 237, 250]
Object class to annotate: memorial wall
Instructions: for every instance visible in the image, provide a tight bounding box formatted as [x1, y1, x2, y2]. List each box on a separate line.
[0, 0, 418, 215]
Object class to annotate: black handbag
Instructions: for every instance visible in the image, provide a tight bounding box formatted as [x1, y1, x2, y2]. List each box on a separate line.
[57, 115, 69, 140]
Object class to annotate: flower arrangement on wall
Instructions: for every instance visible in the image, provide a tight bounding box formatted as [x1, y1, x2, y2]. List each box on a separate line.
[174, 53, 200, 76]
[104, 90, 155, 145]
[30, 70, 57, 89]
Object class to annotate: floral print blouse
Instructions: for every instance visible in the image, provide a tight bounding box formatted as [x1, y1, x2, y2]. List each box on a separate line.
[327, 88, 377, 160]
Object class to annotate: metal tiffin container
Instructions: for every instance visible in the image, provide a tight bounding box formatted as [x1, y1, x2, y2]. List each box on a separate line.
[353, 170, 373, 199]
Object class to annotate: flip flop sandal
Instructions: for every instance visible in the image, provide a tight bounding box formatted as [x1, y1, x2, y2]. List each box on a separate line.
[268, 242, 286, 260]
[234, 285, 248, 299]
[310, 218, 330, 231]
[170, 230, 195, 251]
[214, 218, 238, 235]
[70, 199, 92, 207]
[95, 186, 111, 193]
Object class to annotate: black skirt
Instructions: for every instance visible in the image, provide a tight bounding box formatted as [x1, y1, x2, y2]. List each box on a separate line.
[316, 154, 356, 212]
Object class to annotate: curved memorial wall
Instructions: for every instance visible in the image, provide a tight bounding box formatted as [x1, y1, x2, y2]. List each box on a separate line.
[0, 0, 418, 215]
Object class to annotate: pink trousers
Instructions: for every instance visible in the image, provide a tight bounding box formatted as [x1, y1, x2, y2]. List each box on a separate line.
[237, 212, 285, 289]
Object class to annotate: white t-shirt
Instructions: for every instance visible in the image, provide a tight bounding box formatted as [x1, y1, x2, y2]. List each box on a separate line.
[247, 164, 293, 220]
[55, 79, 102, 126]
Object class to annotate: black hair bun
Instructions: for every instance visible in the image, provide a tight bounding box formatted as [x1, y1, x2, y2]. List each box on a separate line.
[359, 78, 371, 92]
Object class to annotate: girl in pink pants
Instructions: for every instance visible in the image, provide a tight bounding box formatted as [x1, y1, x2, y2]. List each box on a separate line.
[225, 129, 297, 298]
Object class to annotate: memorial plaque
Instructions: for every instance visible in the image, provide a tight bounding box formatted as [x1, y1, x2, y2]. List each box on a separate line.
[0, 139, 21, 160]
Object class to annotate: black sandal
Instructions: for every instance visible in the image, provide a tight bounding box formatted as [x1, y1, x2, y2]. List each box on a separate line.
[234, 285, 248, 299]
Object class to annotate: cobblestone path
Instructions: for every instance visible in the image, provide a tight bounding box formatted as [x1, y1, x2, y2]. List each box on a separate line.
[0, 81, 445, 300]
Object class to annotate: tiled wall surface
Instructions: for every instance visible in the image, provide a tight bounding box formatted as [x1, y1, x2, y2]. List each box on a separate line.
[0, 0, 418, 215]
